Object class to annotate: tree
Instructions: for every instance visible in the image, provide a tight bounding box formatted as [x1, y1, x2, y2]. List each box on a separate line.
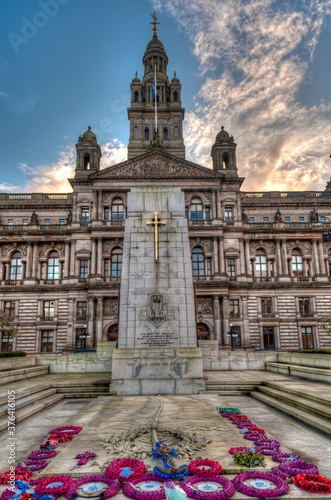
[0, 309, 17, 350]
[318, 313, 331, 336]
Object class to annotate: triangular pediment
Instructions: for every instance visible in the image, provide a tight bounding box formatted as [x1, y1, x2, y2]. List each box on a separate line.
[89, 150, 222, 181]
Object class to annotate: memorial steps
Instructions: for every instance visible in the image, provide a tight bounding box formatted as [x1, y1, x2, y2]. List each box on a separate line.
[203, 378, 261, 395]
[251, 382, 331, 436]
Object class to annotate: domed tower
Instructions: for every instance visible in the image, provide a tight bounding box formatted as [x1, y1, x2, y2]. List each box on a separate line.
[127, 13, 185, 159]
[211, 126, 238, 177]
[75, 126, 102, 179]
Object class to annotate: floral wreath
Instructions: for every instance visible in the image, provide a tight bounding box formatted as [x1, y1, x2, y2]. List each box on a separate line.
[0, 489, 15, 500]
[246, 427, 265, 435]
[244, 433, 267, 441]
[181, 474, 236, 500]
[272, 452, 300, 463]
[228, 447, 251, 455]
[65, 475, 121, 499]
[28, 450, 57, 460]
[40, 438, 58, 449]
[122, 473, 167, 500]
[0, 480, 31, 500]
[236, 421, 254, 429]
[277, 459, 319, 477]
[290, 473, 331, 494]
[49, 434, 73, 443]
[216, 407, 241, 415]
[35, 476, 74, 497]
[105, 458, 146, 482]
[49, 425, 83, 435]
[254, 435, 272, 445]
[188, 460, 222, 477]
[16, 460, 48, 472]
[233, 471, 289, 498]
[229, 415, 247, 421]
[255, 446, 280, 456]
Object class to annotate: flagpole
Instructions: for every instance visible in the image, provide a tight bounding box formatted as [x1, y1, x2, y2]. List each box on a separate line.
[154, 66, 157, 133]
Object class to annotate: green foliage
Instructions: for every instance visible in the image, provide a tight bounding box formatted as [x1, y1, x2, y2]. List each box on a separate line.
[0, 351, 26, 358]
[0, 309, 17, 338]
[233, 450, 265, 468]
[290, 349, 331, 354]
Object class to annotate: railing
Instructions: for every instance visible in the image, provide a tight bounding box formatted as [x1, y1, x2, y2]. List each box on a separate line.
[0, 224, 68, 231]
[189, 219, 212, 225]
[242, 193, 268, 198]
[246, 222, 331, 229]
[42, 316, 54, 321]
[1, 193, 72, 202]
[8, 194, 32, 200]
[300, 312, 314, 317]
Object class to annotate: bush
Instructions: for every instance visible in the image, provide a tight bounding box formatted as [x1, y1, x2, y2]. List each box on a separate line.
[0, 351, 27, 358]
[290, 349, 331, 354]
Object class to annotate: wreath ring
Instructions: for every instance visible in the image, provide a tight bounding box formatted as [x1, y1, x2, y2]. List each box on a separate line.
[122, 473, 167, 500]
[28, 450, 56, 460]
[49, 425, 82, 435]
[181, 474, 236, 500]
[291, 474, 331, 494]
[65, 475, 121, 499]
[188, 459, 222, 477]
[35, 475, 74, 497]
[233, 471, 289, 498]
[105, 458, 146, 482]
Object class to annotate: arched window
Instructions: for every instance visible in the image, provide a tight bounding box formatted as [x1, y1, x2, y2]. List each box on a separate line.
[134, 91, 138, 102]
[163, 127, 168, 140]
[111, 248, 122, 279]
[84, 153, 90, 170]
[197, 323, 210, 340]
[111, 198, 124, 222]
[192, 247, 205, 279]
[291, 248, 303, 276]
[47, 251, 60, 280]
[223, 152, 229, 169]
[328, 249, 331, 276]
[145, 127, 149, 140]
[174, 90, 178, 102]
[190, 197, 203, 221]
[10, 251, 22, 281]
[107, 324, 118, 342]
[255, 249, 267, 277]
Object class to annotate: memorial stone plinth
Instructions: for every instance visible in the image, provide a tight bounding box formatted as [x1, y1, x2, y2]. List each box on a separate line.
[111, 187, 205, 395]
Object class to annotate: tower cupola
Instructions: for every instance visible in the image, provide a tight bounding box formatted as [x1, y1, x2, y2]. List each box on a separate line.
[211, 126, 237, 176]
[75, 126, 102, 178]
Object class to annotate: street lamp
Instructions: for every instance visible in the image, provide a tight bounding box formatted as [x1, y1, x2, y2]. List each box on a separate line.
[78, 324, 91, 349]
[226, 323, 238, 351]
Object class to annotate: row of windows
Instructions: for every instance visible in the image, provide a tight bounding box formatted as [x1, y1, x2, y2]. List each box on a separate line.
[248, 216, 326, 225]
[7, 219, 66, 227]
[228, 297, 314, 317]
[144, 127, 169, 141]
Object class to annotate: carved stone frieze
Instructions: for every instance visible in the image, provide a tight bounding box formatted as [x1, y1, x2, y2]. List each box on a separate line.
[286, 241, 311, 254]
[2, 243, 15, 256]
[185, 192, 212, 204]
[196, 298, 213, 315]
[39, 243, 65, 256]
[190, 238, 213, 252]
[17, 243, 27, 256]
[103, 299, 118, 316]
[103, 240, 122, 253]
[249, 241, 275, 255]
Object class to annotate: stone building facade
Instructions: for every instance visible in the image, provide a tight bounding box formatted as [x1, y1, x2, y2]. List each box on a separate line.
[1, 26, 331, 354]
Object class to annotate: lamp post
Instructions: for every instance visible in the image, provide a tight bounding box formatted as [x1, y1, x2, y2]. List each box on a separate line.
[78, 324, 91, 350]
[226, 324, 238, 351]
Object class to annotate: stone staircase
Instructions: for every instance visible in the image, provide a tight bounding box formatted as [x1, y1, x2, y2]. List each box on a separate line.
[251, 382, 331, 435]
[0, 365, 49, 385]
[203, 378, 261, 395]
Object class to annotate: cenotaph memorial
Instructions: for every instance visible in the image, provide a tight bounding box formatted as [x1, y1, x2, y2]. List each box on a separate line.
[110, 186, 205, 395]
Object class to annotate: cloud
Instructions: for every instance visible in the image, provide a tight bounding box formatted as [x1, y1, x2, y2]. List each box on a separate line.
[0, 90, 40, 115]
[153, 0, 331, 191]
[0, 140, 127, 193]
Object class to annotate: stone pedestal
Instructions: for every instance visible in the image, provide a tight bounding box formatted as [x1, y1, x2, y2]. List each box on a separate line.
[110, 347, 205, 395]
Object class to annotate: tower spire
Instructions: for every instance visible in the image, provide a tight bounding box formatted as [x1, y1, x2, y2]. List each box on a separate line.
[150, 11, 160, 38]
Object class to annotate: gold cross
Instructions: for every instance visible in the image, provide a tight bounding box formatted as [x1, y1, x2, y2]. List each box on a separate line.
[146, 211, 166, 262]
[150, 11, 160, 37]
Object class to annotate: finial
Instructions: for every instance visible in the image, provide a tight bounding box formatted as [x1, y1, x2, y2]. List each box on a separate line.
[150, 11, 160, 38]
[221, 125, 224, 130]
[174, 71, 176, 77]
[135, 71, 138, 77]
[88, 125, 91, 130]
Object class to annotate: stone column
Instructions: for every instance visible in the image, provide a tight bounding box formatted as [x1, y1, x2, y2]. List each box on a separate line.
[96, 297, 103, 344]
[32, 242, 38, 278]
[70, 240, 75, 277]
[0, 262, 3, 281]
[244, 239, 251, 276]
[303, 258, 308, 277]
[222, 295, 230, 345]
[318, 240, 326, 274]
[218, 237, 225, 274]
[67, 298, 74, 349]
[216, 190, 221, 220]
[26, 243, 32, 278]
[212, 190, 217, 220]
[276, 239, 282, 275]
[97, 238, 102, 275]
[312, 239, 320, 275]
[92, 191, 97, 220]
[213, 237, 219, 274]
[281, 239, 287, 275]
[91, 238, 96, 275]
[64, 242, 70, 278]
[88, 297, 95, 347]
[213, 295, 221, 345]
[241, 296, 250, 347]
[98, 190, 103, 220]
[239, 238, 246, 275]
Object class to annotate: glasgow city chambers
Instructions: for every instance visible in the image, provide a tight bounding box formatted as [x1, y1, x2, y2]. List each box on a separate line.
[1, 25, 331, 355]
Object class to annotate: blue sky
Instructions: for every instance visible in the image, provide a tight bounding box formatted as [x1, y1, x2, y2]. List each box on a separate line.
[0, 0, 331, 192]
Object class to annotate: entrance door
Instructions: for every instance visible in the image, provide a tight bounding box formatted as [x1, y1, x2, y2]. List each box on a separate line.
[107, 324, 118, 342]
[263, 327, 275, 350]
[197, 323, 210, 340]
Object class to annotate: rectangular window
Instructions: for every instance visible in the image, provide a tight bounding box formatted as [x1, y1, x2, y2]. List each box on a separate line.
[299, 297, 312, 316]
[263, 217, 269, 224]
[1, 333, 13, 352]
[104, 258, 109, 277]
[229, 299, 240, 318]
[59, 219, 65, 229]
[41, 262, 46, 280]
[249, 217, 254, 226]
[301, 326, 314, 349]
[41, 330, 53, 353]
[43, 300, 55, 318]
[77, 301, 87, 318]
[4, 301, 15, 318]
[225, 206, 233, 222]
[299, 217, 304, 227]
[227, 258, 236, 277]
[80, 260, 88, 279]
[270, 260, 274, 278]
[231, 325, 241, 346]
[45, 219, 50, 227]
[8, 219, 14, 228]
[205, 207, 210, 220]
[320, 217, 326, 226]
[81, 207, 90, 223]
[185, 209, 188, 219]
[263, 327, 275, 350]
[261, 297, 273, 314]
[206, 257, 211, 276]
[104, 208, 109, 221]
[76, 328, 87, 350]
[23, 219, 28, 226]
[285, 217, 290, 226]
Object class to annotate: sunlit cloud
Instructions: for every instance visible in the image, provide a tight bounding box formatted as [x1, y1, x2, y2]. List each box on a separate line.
[153, 0, 331, 191]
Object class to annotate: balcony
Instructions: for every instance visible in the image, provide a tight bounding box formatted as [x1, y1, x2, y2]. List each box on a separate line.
[188, 219, 212, 226]
[0, 224, 68, 232]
